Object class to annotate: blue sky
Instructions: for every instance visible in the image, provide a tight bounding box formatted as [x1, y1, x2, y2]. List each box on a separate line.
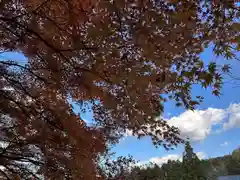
[109, 48, 240, 165]
[70, 47, 240, 165]
[1, 48, 240, 166]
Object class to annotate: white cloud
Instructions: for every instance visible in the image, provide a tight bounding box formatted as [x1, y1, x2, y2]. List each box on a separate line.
[149, 154, 181, 166]
[161, 103, 240, 142]
[124, 103, 240, 142]
[223, 104, 240, 130]
[138, 152, 206, 167]
[167, 108, 227, 142]
[220, 141, 229, 147]
[137, 154, 181, 167]
[196, 152, 206, 159]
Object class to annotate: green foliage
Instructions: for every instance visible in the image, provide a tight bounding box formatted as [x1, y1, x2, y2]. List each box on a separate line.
[98, 154, 137, 180]
[120, 146, 240, 180]
[182, 141, 207, 180]
[162, 160, 182, 180]
[226, 148, 240, 175]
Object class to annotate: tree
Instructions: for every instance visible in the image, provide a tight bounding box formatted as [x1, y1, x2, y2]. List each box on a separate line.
[125, 163, 164, 180]
[162, 160, 182, 180]
[121, 147, 240, 180]
[182, 141, 207, 180]
[97, 153, 138, 180]
[0, 0, 240, 179]
[0, 62, 105, 179]
[1, 0, 240, 146]
[227, 147, 240, 175]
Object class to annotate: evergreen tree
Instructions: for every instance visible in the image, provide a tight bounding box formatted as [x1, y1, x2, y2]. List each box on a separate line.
[182, 141, 207, 180]
[162, 160, 182, 180]
[227, 147, 240, 175]
[121, 146, 240, 180]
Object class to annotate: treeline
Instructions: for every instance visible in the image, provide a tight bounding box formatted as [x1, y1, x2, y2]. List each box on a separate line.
[109, 142, 240, 180]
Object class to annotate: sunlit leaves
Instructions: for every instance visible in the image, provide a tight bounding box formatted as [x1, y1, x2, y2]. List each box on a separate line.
[0, 0, 240, 179]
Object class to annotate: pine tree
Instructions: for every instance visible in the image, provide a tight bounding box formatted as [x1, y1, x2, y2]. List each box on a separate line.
[182, 141, 207, 180]
[227, 147, 240, 175]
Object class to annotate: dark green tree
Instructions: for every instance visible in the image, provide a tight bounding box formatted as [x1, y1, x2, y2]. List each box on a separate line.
[227, 147, 240, 175]
[119, 146, 240, 180]
[138, 164, 163, 180]
[182, 141, 207, 180]
[162, 160, 182, 180]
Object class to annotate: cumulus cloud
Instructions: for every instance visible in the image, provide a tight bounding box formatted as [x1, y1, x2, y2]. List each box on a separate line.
[223, 104, 240, 130]
[125, 103, 240, 142]
[138, 152, 206, 167]
[149, 154, 181, 166]
[137, 154, 181, 167]
[167, 108, 227, 141]
[162, 103, 240, 142]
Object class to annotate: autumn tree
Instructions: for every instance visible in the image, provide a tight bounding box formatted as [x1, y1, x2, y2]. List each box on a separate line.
[1, 0, 240, 146]
[0, 61, 105, 179]
[0, 0, 240, 179]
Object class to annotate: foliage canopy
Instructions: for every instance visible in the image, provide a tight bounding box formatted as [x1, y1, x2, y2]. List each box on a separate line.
[0, 0, 239, 179]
